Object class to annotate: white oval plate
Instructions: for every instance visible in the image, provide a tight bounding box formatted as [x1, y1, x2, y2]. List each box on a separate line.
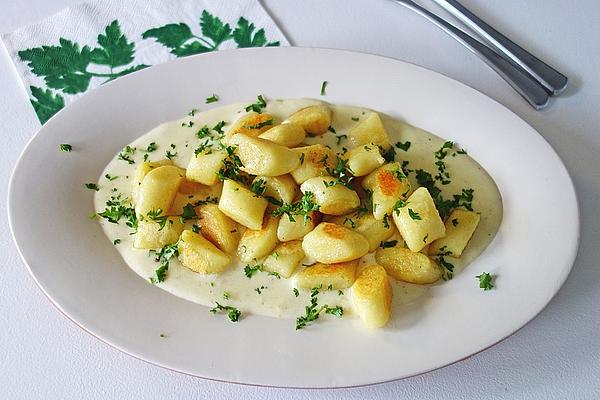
[8, 48, 579, 388]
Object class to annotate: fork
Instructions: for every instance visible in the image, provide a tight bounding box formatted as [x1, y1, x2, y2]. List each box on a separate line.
[391, 0, 556, 110]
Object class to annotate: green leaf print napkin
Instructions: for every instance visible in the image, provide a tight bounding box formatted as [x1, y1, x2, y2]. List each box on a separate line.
[1, 0, 288, 124]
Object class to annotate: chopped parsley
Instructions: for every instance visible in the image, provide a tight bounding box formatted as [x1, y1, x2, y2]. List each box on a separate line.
[327, 125, 336, 134]
[113, 239, 121, 245]
[188, 109, 198, 116]
[181, 121, 194, 128]
[180, 203, 197, 221]
[209, 302, 241, 322]
[196, 125, 211, 139]
[244, 263, 263, 278]
[191, 224, 201, 233]
[343, 217, 356, 229]
[145, 208, 168, 230]
[381, 145, 396, 163]
[104, 174, 118, 181]
[272, 192, 320, 223]
[452, 218, 459, 227]
[380, 240, 398, 249]
[392, 199, 409, 215]
[213, 120, 226, 135]
[408, 209, 421, 220]
[165, 144, 177, 160]
[245, 95, 267, 113]
[245, 119, 273, 130]
[268, 271, 281, 279]
[476, 272, 494, 290]
[223, 291, 230, 300]
[395, 141, 411, 151]
[217, 145, 247, 184]
[293, 288, 300, 297]
[150, 243, 179, 284]
[84, 183, 99, 191]
[295, 287, 343, 330]
[320, 80, 328, 96]
[438, 256, 455, 280]
[205, 94, 219, 103]
[351, 116, 359, 122]
[117, 145, 136, 164]
[146, 142, 157, 153]
[254, 286, 266, 294]
[382, 214, 390, 228]
[97, 194, 137, 230]
[323, 156, 354, 188]
[59, 143, 72, 152]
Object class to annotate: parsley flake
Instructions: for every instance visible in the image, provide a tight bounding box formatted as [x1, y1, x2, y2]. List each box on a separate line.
[84, 183, 100, 191]
[205, 94, 219, 104]
[320, 80, 328, 96]
[245, 95, 267, 113]
[117, 145, 136, 164]
[476, 272, 494, 290]
[408, 209, 421, 220]
[209, 302, 241, 322]
[380, 240, 398, 249]
[395, 141, 411, 151]
[59, 143, 72, 152]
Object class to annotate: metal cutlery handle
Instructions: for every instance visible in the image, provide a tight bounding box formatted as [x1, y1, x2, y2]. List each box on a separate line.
[393, 0, 549, 110]
[435, 0, 568, 95]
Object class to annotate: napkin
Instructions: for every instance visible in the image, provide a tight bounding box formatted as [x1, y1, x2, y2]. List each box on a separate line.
[1, 0, 289, 124]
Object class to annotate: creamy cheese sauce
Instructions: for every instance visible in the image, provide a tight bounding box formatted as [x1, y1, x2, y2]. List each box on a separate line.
[94, 99, 502, 321]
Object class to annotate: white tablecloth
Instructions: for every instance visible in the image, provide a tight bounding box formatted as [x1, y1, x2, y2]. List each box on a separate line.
[2, 0, 599, 398]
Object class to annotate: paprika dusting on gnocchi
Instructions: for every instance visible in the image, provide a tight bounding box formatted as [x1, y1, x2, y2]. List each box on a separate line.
[94, 97, 502, 329]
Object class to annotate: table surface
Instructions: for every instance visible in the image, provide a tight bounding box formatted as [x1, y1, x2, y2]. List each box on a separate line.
[2, 0, 599, 398]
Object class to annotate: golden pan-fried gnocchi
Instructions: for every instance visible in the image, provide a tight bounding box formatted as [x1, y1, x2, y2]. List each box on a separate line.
[375, 245, 443, 284]
[290, 144, 336, 184]
[135, 165, 184, 216]
[348, 112, 391, 149]
[362, 162, 411, 220]
[169, 181, 222, 215]
[392, 187, 446, 252]
[186, 149, 227, 186]
[295, 259, 358, 290]
[131, 160, 173, 204]
[277, 210, 321, 241]
[218, 179, 268, 230]
[225, 112, 275, 139]
[96, 98, 499, 331]
[259, 122, 306, 147]
[262, 240, 305, 278]
[196, 204, 240, 254]
[287, 105, 332, 135]
[229, 133, 301, 176]
[352, 264, 392, 328]
[134, 217, 184, 249]
[237, 214, 279, 262]
[330, 212, 394, 252]
[344, 144, 385, 177]
[253, 174, 298, 205]
[429, 209, 481, 257]
[300, 177, 360, 215]
[302, 222, 369, 263]
[178, 230, 231, 274]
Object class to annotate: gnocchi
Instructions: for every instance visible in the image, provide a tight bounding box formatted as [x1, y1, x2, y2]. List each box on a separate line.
[352, 264, 392, 328]
[229, 133, 301, 176]
[302, 222, 369, 263]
